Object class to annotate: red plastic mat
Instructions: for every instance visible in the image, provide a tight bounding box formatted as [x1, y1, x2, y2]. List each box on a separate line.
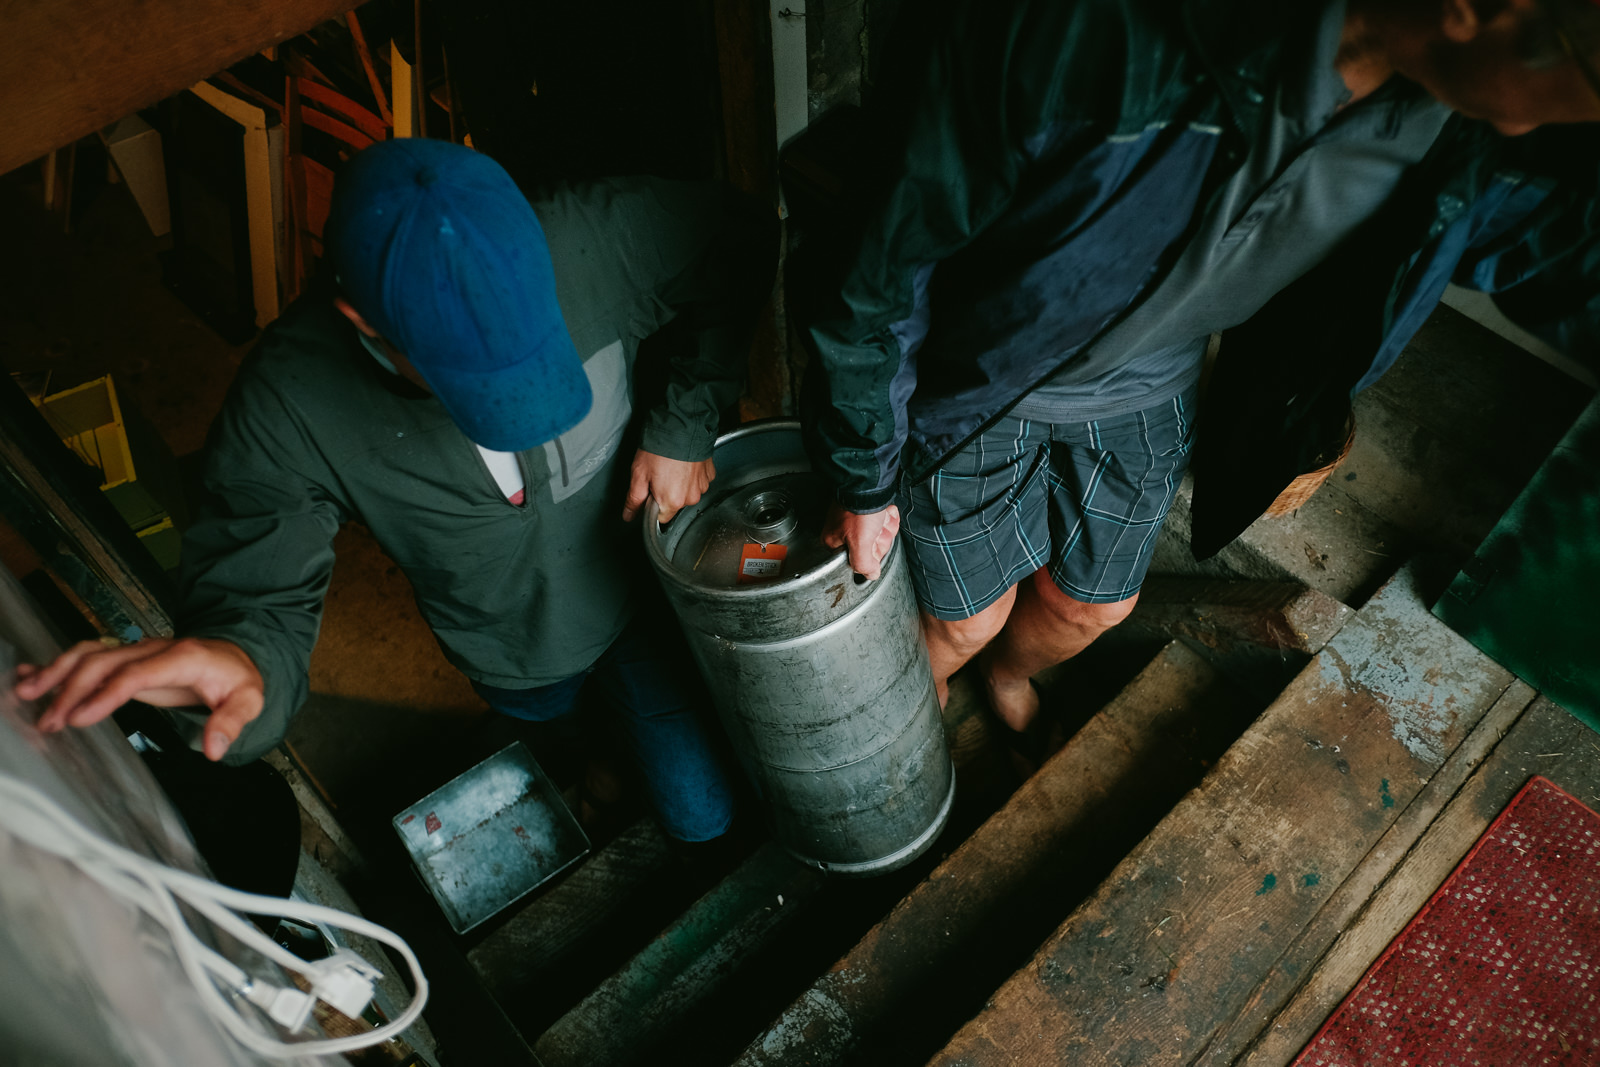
[1295, 776, 1600, 1066]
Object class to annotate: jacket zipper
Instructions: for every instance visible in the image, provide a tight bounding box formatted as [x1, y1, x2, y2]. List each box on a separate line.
[554, 437, 571, 487]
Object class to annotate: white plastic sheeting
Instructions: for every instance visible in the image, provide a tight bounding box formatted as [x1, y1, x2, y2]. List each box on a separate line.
[0, 568, 343, 1067]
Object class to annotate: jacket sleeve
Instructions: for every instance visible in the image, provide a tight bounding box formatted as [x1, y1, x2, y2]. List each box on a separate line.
[1459, 149, 1600, 364]
[601, 178, 780, 463]
[177, 363, 347, 764]
[797, 8, 1034, 513]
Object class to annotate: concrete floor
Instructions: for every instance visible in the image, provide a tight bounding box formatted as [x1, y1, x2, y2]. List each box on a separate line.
[0, 156, 491, 812]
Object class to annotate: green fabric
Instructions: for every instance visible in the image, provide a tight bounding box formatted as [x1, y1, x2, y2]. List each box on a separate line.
[1434, 396, 1600, 732]
[179, 177, 774, 763]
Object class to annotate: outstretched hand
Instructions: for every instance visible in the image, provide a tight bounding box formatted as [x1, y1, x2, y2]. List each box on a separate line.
[14, 637, 265, 762]
[822, 502, 902, 581]
[623, 450, 716, 523]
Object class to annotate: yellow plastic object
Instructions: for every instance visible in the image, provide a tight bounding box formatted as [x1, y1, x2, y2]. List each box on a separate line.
[36, 376, 137, 490]
[135, 517, 181, 572]
[34, 376, 174, 560]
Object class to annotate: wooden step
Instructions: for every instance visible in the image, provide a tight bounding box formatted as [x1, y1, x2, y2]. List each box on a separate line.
[1123, 578, 1353, 700]
[1130, 578, 1351, 654]
[466, 818, 677, 1034]
[734, 639, 1277, 1067]
[926, 564, 1521, 1066]
[534, 841, 827, 1067]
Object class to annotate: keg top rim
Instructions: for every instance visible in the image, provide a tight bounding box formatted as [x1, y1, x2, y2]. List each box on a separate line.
[642, 419, 860, 595]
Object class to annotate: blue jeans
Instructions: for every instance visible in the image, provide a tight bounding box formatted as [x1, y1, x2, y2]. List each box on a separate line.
[471, 617, 735, 843]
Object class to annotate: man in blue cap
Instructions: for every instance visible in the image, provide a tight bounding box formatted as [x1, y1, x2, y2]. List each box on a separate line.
[18, 139, 777, 847]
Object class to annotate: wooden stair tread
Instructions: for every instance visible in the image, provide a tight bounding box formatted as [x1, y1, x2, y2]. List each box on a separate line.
[534, 841, 826, 1067]
[928, 565, 1518, 1066]
[467, 819, 674, 1002]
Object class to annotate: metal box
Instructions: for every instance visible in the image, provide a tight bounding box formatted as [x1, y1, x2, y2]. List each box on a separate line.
[392, 743, 589, 933]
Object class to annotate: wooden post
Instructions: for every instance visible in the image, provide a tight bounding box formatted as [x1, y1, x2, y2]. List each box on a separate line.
[713, 0, 778, 205]
[192, 81, 281, 326]
[713, 1, 788, 419]
[391, 42, 416, 138]
[412, 0, 428, 140]
[345, 10, 392, 127]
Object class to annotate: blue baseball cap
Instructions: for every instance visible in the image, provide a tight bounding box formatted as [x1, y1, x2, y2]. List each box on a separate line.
[325, 139, 591, 452]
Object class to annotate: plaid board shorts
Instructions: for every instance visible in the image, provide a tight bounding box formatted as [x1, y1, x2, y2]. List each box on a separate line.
[900, 393, 1195, 620]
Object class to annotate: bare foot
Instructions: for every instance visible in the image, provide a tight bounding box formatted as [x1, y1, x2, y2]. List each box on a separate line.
[978, 650, 1040, 732]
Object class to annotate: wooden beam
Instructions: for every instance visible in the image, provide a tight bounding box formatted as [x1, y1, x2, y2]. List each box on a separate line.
[0, 0, 359, 177]
[713, 0, 778, 205]
[713, 1, 786, 416]
[344, 10, 392, 127]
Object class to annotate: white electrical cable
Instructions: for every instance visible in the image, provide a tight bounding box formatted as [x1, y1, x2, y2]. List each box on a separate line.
[0, 771, 429, 1059]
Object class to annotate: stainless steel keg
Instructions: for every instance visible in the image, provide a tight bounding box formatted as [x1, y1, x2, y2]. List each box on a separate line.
[643, 420, 954, 875]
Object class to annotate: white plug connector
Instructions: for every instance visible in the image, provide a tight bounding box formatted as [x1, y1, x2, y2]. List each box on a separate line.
[0, 771, 429, 1059]
[310, 949, 383, 1021]
[241, 979, 315, 1031]
[264, 987, 317, 1031]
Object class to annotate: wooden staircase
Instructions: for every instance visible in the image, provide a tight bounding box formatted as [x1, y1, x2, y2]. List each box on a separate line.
[412, 305, 1598, 1066]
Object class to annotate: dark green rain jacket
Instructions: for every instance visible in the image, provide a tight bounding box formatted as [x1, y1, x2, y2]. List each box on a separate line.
[181, 177, 775, 761]
[798, 0, 1600, 555]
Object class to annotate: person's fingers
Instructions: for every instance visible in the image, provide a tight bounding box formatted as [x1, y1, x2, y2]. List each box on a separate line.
[681, 475, 708, 512]
[821, 503, 849, 549]
[36, 643, 156, 731]
[14, 640, 103, 702]
[849, 523, 885, 580]
[621, 465, 651, 522]
[871, 504, 902, 565]
[201, 686, 265, 762]
[59, 649, 188, 729]
[656, 478, 689, 524]
[874, 526, 897, 562]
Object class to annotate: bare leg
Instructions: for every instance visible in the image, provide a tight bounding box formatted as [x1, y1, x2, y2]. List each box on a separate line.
[980, 566, 1139, 731]
[921, 585, 1018, 708]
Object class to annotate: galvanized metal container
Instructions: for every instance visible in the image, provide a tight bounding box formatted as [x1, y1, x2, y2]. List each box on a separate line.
[644, 420, 953, 875]
[392, 742, 590, 933]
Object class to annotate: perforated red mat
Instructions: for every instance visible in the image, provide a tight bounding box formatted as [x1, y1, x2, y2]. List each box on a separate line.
[1296, 776, 1600, 1067]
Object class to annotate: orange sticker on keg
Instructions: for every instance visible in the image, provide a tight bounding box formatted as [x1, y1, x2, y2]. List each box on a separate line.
[738, 542, 787, 584]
